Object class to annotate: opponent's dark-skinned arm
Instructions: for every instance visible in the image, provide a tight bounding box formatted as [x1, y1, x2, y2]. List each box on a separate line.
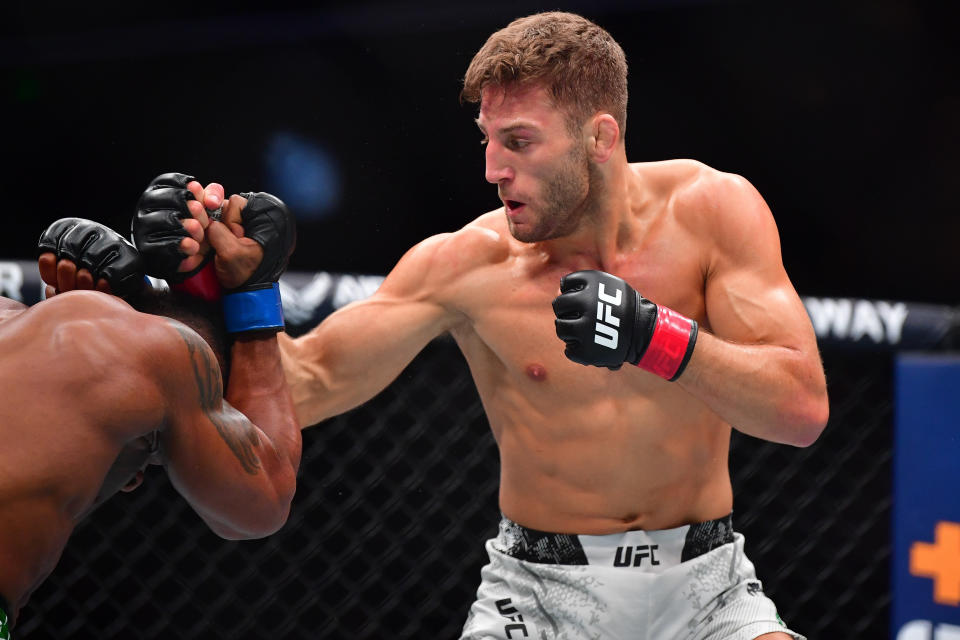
[156, 317, 300, 539]
[162, 196, 301, 538]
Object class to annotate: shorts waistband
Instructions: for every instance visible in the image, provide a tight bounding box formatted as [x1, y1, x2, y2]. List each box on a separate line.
[493, 513, 734, 568]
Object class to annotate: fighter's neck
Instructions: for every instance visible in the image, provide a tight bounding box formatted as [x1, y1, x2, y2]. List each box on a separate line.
[538, 158, 648, 268]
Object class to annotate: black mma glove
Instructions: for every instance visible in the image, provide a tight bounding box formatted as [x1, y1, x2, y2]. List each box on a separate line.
[132, 172, 204, 282]
[221, 191, 296, 334]
[132, 172, 223, 301]
[38, 217, 145, 298]
[552, 270, 698, 380]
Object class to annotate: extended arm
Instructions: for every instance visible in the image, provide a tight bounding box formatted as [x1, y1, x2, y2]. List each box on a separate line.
[280, 233, 467, 427]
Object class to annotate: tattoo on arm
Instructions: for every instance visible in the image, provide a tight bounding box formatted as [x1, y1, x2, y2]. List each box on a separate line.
[169, 321, 262, 475]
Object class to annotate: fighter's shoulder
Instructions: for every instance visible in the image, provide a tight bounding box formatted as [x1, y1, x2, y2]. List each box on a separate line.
[399, 210, 511, 278]
[33, 290, 139, 336]
[38, 291, 191, 354]
[640, 159, 772, 231]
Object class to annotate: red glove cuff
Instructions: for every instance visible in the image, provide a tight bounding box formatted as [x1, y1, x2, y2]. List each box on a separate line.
[636, 306, 698, 381]
[172, 261, 222, 303]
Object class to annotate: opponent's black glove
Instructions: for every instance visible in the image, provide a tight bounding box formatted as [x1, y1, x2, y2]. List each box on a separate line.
[38, 218, 145, 298]
[220, 192, 296, 334]
[552, 270, 698, 380]
[132, 172, 205, 283]
[232, 192, 297, 288]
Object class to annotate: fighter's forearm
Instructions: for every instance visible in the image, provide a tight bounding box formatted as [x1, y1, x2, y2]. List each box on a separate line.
[229, 334, 302, 453]
[226, 335, 302, 500]
[280, 296, 451, 428]
[675, 331, 829, 447]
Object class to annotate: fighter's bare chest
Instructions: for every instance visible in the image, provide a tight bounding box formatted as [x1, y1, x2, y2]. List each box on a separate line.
[453, 252, 705, 387]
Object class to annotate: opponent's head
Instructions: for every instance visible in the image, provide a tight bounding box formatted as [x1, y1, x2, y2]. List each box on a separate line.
[462, 13, 627, 243]
[130, 286, 230, 383]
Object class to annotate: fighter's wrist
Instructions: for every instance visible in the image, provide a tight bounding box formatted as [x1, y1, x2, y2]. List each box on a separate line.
[171, 258, 223, 302]
[633, 305, 698, 381]
[223, 282, 284, 334]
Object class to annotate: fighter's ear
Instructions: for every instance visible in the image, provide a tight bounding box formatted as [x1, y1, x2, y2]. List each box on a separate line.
[120, 470, 145, 493]
[587, 113, 620, 164]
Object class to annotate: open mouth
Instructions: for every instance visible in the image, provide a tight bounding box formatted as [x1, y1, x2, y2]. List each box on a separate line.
[505, 200, 526, 214]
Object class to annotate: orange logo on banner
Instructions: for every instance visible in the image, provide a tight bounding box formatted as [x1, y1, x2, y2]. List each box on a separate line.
[910, 521, 960, 606]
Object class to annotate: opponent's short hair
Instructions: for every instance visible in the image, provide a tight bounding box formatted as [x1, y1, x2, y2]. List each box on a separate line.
[130, 288, 231, 385]
[461, 11, 628, 136]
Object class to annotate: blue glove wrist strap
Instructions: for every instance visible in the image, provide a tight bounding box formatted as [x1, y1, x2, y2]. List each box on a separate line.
[223, 282, 284, 334]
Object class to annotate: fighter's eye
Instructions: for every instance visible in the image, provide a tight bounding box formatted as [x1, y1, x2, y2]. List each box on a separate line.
[507, 138, 529, 150]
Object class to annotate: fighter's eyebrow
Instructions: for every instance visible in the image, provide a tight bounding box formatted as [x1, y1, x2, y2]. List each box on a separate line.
[474, 118, 537, 135]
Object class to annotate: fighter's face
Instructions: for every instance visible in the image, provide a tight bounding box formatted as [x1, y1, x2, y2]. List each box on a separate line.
[477, 84, 595, 243]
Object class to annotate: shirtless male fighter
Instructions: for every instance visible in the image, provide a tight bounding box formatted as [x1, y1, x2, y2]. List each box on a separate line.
[107, 11, 827, 639]
[0, 189, 300, 635]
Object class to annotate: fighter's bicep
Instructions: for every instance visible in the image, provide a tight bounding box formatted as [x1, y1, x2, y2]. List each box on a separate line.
[366, 234, 469, 332]
[704, 263, 813, 350]
[161, 404, 281, 539]
[699, 174, 813, 347]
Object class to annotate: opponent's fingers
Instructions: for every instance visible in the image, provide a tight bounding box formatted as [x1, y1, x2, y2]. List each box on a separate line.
[75, 268, 95, 291]
[44, 284, 56, 298]
[182, 218, 204, 244]
[203, 182, 224, 210]
[95, 278, 113, 294]
[38, 252, 57, 286]
[56, 258, 78, 292]
[184, 195, 210, 229]
[222, 193, 249, 227]
[227, 221, 245, 238]
[177, 254, 207, 274]
[186, 180, 204, 202]
[208, 220, 262, 289]
[206, 218, 252, 258]
[178, 237, 200, 257]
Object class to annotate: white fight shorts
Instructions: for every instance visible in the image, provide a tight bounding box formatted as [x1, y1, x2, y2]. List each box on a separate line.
[459, 514, 803, 640]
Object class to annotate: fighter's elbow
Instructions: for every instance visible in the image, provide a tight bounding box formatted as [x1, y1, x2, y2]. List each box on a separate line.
[780, 392, 830, 448]
[211, 501, 293, 540]
[210, 473, 297, 540]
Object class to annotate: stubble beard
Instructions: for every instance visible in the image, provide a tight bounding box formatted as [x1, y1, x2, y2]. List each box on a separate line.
[508, 143, 601, 244]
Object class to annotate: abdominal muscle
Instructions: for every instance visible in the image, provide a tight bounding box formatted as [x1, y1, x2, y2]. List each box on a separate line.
[458, 333, 734, 535]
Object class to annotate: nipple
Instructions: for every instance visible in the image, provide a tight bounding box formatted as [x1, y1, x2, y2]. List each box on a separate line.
[525, 363, 548, 382]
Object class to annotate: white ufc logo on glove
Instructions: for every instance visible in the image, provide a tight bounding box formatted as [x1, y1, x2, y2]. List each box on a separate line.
[594, 283, 621, 349]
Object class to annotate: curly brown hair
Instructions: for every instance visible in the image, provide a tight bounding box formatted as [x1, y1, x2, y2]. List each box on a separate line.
[461, 12, 628, 136]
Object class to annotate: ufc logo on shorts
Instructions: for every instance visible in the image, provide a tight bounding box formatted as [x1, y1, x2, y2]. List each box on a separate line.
[594, 282, 622, 349]
[613, 544, 660, 567]
[495, 598, 529, 638]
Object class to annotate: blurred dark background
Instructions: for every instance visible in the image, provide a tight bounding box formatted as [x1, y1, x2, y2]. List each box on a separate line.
[2, 1, 958, 638]
[2, 0, 958, 302]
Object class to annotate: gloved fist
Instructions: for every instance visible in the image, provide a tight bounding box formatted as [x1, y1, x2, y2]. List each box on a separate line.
[211, 192, 296, 334]
[37, 217, 145, 298]
[552, 270, 698, 380]
[132, 172, 205, 282]
[232, 192, 296, 287]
